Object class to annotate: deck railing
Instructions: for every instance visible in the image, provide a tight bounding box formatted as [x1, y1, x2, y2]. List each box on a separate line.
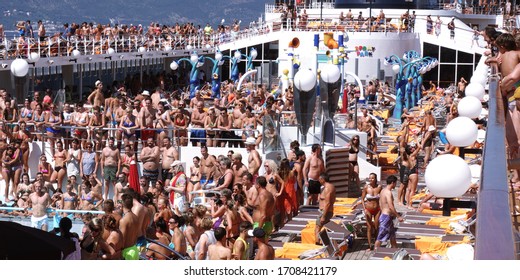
[475, 62, 517, 260]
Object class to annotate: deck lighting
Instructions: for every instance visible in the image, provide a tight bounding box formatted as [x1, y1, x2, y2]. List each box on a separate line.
[11, 58, 29, 77]
[425, 154, 472, 200]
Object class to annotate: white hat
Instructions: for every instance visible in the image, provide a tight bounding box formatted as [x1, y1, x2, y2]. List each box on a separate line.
[142, 90, 150, 96]
[244, 137, 256, 145]
[428, 125, 436, 132]
[170, 160, 182, 167]
[95, 80, 102, 87]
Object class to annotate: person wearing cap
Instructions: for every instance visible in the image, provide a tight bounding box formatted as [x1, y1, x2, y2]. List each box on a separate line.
[139, 97, 157, 146]
[165, 160, 187, 214]
[232, 221, 252, 260]
[421, 125, 436, 168]
[207, 227, 232, 260]
[160, 137, 179, 186]
[251, 228, 274, 260]
[88, 80, 105, 108]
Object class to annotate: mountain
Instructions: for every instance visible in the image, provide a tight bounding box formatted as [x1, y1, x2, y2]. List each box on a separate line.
[1, 0, 269, 31]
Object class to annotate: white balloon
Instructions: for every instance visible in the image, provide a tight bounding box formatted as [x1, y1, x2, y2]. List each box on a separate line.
[190, 53, 199, 63]
[446, 116, 478, 147]
[138, 46, 146, 53]
[215, 52, 223, 61]
[10, 58, 29, 77]
[425, 154, 472, 198]
[27, 52, 40, 63]
[294, 69, 316, 91]
[470, 74, 487, 87]
[464, 83, 485, 101]
[319, 63, 341, 83]
[72, 49, 81, 57]
[458, 96, 482, 119]
[392, 64, 400, 74]
[186, 45, 193, 50]
[164, 46, 172, 51]
[107, 48, 115, 54]
[170, 61, 179, 71]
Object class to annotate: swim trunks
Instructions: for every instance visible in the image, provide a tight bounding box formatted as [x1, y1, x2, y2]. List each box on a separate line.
[253, 221, 273, 239]
[308, 179, 321, 194]
[122, 245, 139, 260]
[376, 213, 396, 242]
[31, 215, 48, 229]
[316, 211, 333, 227]
[143, 168, 159, 183]
[103, 166, 117, 181]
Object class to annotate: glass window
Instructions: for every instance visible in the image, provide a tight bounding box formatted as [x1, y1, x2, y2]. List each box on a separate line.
[441, 47, 456, 63]
[458, 51, 473, 64]
[423, 42, 439, 58]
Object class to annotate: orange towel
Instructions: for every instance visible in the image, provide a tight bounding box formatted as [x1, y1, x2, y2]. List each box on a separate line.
[275, 242, 323, 260]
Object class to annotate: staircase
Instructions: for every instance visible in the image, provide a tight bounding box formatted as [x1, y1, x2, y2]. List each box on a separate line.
[325, 148, 361, 198]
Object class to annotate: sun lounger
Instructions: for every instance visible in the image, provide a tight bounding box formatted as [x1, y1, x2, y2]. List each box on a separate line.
[369, 247, 422, 260]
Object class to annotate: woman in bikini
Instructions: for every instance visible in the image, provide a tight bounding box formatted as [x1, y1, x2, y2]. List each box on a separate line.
[38, 154, 53, 183]
[187, 156, 201, 203]
[101, 214, 124, 260]
[264, 159, 284, 228]
[224, 200, 242, 245]
[172, 109, 188, 146]
[204, 107, 218, 147]
[155, 102, 171, 148]
[403, 143, 421, 210]
[242, 105, 257, 143]
[79, 181, 102, 210]
[169, 214, 188, 258]
[2, 146, 18, 200]
[80, 218, 116, 260]
[88, 174, 103, 204]
[278, 158, 298, 223]
[346, 135, 361, 187]
[19, 99, 33, 123]
[119, 107, 139, 151]
[88, 106, 106, 150]
[31, 103, 46, 140]
[360, 173, 382, 251]
[72, 103, 89, 149]
[51, 140, 68, 192]
[182, 211, 200, 259]
[12, 121, 32, 173]
[61, 183, 78, 216]
[45, 104, 63, 156]
[16, 173, 33, 208]
[234, 193, 254, 224]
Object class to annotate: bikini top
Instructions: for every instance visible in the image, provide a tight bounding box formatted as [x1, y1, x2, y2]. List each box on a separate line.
[365, 193, 380, 201]
[123, 116, 135, 127]
[21, 108, 32, 118]
[268, 177, 275, 184]
[64, 196, 76, 202]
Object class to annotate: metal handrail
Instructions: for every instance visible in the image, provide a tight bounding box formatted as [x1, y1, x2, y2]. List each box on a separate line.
[475, 62, 516, 260]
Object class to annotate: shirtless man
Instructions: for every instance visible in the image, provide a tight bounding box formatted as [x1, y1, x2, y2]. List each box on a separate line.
[245, 138, 262, 179]
[126, 188, 149, 251]
[190, 101, 207, 147]
[207, 227, 232, 260]
[103, 199, 122, 226]
[114, 173, 130, 208]
[232, 101, 245, 147]
[28, 183, 51, 231]
[252, 176, 275, 238]
[189, 91, 205, 109]
[231, 153, 248, 184]
[161, 137, 178, 186]
[243, 173, 257, 216]
[101, 137, 120, 199]
[30, 91, 40, 110]
[251, 228, 274, 260]
[200, 146, 216, 189]
[141, 138, 160, 186]
[374, 175, 404, 249]
[88, 80, 105, 108]
[315, 173, 336, 243]
[139, 97, 157, 146]
[119, 193, 139, 260]
[303, 144, 325, 205]
[457, 77, 468, 95]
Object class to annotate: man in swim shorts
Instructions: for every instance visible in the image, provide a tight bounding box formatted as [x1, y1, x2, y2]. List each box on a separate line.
[303, 144, 325, 205]
[374, 175, 404, 249]
[29, 183, 51, 231]
[252, 176, 275, 239]
[119, 193, 139, 260]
